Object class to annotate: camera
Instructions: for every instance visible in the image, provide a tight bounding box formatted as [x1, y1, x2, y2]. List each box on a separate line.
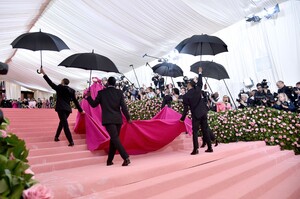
[261, 79, 269, 89]
[282, 101, 289, 106]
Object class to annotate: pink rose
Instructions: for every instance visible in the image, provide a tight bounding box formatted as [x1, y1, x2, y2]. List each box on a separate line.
[22, 184, 53, 199]
[0, 130, 7, 138]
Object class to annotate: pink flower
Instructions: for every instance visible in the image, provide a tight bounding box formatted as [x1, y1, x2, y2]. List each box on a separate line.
[0, 130, 7, 138]
[22, 184, 53, 199]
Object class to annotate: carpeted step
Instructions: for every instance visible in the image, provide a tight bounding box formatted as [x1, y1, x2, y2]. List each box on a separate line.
[23, 134, 86, 143]
[36, 142, 268, 198]
[74, 143, 280, 199]
[29, 144, 89, 156]
[244, 156, 300, 199]
[148, 150, 294, 199]
[27, 139, 86, 149]
[28, 150, 105, 165]
[31, 156, 108, 174]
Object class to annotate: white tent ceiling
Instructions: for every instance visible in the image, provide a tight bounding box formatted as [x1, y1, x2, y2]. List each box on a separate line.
[0, 0, 290, 92]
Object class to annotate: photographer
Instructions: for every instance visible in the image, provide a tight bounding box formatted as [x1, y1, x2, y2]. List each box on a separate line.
[273, 93, 296, 112]
[151, 75, 159, 88]
[254, 81, 274, 107]
[276, 81, 295, 103]
[294, 81, 300, 112]
[209, 92, 219, 112]
[237, 93, 249, 109]
[254, 83, 265, 105]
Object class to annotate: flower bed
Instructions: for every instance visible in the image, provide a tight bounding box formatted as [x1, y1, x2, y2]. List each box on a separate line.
[127, 99, 300, 154]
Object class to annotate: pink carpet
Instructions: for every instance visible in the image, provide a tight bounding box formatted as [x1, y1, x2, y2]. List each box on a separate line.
[2, 108, 300, 199]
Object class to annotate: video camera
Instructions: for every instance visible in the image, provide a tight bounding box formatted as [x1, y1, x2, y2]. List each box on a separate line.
[261, 79, 269, 89]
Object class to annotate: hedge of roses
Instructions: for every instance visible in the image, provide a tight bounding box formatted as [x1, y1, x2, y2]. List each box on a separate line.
[126, 98, 300, 154]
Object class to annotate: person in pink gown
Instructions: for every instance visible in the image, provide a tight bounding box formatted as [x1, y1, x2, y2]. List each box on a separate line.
[74, 77, 193, 155]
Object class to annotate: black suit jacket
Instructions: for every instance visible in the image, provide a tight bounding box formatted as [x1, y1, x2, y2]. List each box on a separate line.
[43, 75, 83, 113]
[87, 86, 130, 125]
[180, 73, 208, 121]
[278, 86, 294, 102]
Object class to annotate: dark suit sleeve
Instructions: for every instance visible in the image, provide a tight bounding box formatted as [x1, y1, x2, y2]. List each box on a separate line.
[86, 91, 102, 108]
[197, 73, 203, 89]
[71, 90, 83, 112]
[120, 92, 131, 121]
[180, 96, 189, 121]
[43, 75, 58, 91]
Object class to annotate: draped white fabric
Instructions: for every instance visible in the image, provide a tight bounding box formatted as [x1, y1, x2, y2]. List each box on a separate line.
[0, 0, 297, 97]
[125, 0, 300, 102]
[5, 81, 21, 99]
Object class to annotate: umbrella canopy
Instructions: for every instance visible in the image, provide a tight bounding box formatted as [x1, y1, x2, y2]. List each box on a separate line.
[11, 30, 69, 51]
[175, 34, 228, 56]
[58, 50, 119, 73]
[11, 30, 69, 73]
[59, 50, 119, 88]
[0, 62, 8, 75]
[190, 61, 229, 80]
[152, 62, 183, 78]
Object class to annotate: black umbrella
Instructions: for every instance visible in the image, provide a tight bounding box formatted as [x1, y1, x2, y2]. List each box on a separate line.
[152, 62, 183, 86]
[11, 29, 69, 73]
[152, 62, 183, 78]
[175, 34, 228, 58]
[59, 50, 119, 87]
[190, 61, 236, 108]
[190, 61, 229, 80]
[0, 62, 8, 75]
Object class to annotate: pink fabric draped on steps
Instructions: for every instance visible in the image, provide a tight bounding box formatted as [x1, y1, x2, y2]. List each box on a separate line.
[74, 81, 192, 155]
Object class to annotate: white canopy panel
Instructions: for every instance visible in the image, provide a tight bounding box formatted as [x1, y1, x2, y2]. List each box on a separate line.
[0, 0, 294, 93]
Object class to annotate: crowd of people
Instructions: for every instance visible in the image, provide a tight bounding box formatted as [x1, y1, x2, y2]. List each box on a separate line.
[1, 75, 299, 114]
[0, 97, 54, 109]
[235, 80, 300, 112]
[115, 75, 300, 113]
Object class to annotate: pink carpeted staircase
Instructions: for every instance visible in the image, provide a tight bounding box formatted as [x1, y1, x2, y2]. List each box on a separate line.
[2, 108, 300, 199]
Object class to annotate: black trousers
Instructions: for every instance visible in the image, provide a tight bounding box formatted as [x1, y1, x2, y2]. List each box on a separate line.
[55, 110, 73, 144]
[192, 114, 212, 150]
[105, 124, 129, 162]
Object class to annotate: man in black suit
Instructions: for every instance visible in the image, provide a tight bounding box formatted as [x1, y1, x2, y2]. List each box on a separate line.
[180, 67, 213, 154]
[40, 68, 84, 146]
[277, 81, 295, 102]
[86, 77, 132, 166]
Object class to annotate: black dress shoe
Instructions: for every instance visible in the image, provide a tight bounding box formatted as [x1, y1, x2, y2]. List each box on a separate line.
[122, 158, 131, 166]
[205, 148, 213, 153]
[215, 140, 219, 147]
[200, 143, 206, 148]
[107, 162, 114, 166]
[190, 149, 199, 155]
[68, 142, 74, 147]
[54, 137, 60, 142]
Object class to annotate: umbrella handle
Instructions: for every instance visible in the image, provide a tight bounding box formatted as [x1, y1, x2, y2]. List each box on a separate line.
[37, 66, 42, 74]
